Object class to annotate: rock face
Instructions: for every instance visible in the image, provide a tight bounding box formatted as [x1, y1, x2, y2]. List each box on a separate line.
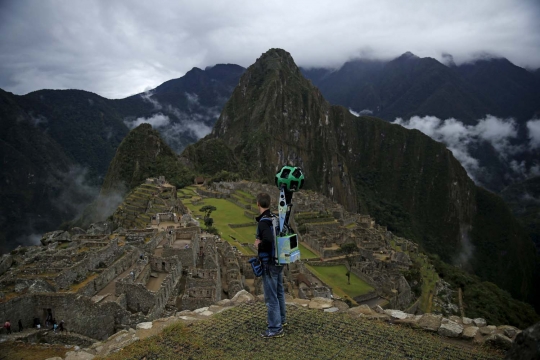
[474, 318, 487, 327]
[182, 48, 536, 304]
[231, 290, 255, 304]
[506, 321, 540, 359]
[484, 333, 513, 350]
[308, 297, 334, 310]
[349, 305, 374, 316]
[385, 310, 408, 320]
[418, 313, 442, 332]
[438, 319, 463, 337]
[462, 326, 479, 339]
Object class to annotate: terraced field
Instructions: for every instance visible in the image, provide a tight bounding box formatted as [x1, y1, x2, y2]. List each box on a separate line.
[181, 188, 321, 260]
[103, 302, 504, 360]
[307, 264, 374, 300]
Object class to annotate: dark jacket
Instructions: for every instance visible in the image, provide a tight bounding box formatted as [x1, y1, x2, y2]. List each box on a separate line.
[256, 209, 274, 256]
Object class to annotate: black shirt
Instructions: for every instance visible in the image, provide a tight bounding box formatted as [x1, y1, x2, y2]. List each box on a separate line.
[256, 209, 274, 256]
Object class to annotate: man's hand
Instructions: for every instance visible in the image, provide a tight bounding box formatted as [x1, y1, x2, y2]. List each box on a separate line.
[254, 238, 261, 249]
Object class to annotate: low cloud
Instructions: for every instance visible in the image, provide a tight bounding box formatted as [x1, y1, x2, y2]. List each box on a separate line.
[527, 119, 540, 149]
[49, 165, 101, 217]
[124, 113, 171, 129]
[125, 92, 218, 152]
[140, 89, 162, 110]
[349, 108, 373, 116]
[392, 115, 535, 183]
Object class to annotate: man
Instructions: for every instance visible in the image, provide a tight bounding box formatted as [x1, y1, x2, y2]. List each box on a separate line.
[254, 193, 287, 339]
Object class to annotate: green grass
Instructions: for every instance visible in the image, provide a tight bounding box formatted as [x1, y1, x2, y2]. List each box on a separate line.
[103, 302, 503, 360]
[415, 254, 439, 313]
[236, 190, 255, 200]
[306, 265, 374, 300]
[184, 198, 255, 254]
[299, 243, 319, 259]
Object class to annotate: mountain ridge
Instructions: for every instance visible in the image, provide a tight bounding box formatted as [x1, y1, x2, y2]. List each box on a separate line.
[182, 48, 538, 308]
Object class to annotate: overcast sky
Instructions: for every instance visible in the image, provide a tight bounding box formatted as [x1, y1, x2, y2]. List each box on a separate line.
[1, 0, 539, 99]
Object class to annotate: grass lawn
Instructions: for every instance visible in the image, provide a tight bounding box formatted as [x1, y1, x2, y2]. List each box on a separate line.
[306, 264, 374, 300]
[299, 243, 319, 259]
[415, 254, 439, 313]
[184, 198, 255, 255]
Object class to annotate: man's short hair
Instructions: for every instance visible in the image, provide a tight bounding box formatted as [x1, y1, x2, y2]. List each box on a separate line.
[257, 193, 271, 209]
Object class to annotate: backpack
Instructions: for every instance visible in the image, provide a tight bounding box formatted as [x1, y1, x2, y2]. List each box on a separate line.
[259, 213, 301, 265]
[257, 213, 280, 264]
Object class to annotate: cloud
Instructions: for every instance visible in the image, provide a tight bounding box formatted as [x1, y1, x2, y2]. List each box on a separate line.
[1, 0, 539, 98]
[49, 165, 101, 217]
[140, 89, 162, 110]
[349, 108, 373, 116]
[392, 115, 528, 182]
[527, 119, 540, 149]
[123, 92, 217, 152]
[124, 113, 171, 129]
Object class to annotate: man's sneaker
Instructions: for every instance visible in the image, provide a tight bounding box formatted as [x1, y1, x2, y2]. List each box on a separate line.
[261, 329, 284, 339]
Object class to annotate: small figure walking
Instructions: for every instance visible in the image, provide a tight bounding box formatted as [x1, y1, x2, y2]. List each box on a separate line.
[4, 320, 11, 335]
[18, 319, 22, 332]
[53, 322, 58, 333]
[59, 320, 65, 333]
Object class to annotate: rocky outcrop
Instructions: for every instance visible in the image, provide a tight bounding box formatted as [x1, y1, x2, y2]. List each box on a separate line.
[505, 321, 540, 359]
[438, 319, 463, 337]
[418, 314, 442, 332]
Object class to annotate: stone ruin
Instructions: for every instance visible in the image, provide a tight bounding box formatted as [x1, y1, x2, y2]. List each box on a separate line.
[0, 178, 451, 346]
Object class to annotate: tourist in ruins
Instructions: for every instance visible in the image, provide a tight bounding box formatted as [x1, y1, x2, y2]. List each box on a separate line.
[18, 319, 22, 332]
[254, 192, 287, 339]
[59, 320, 65, 332]
[3, 320, 11, 334]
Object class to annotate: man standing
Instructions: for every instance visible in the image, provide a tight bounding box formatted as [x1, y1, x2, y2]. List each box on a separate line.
[254, 193, 287, 339]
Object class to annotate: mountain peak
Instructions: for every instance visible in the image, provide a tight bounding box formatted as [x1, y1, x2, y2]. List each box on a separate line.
[254, 48, 300, 74]
[397, 51, 419, 60]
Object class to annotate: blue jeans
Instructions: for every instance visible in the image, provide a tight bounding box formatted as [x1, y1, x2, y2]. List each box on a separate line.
[262, 263, 286, 332]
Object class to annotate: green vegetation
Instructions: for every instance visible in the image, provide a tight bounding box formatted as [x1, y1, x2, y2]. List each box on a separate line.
[184, 197, 255, 255]
[403, 252, 440, 313]
[101, 124, 193, 194]
[429, 254, 540, 329]
[180, 47, 538, 315]
[306, 264, 374, 300]
[298, 243, 319, 259]
[104, 302, 503, 360]
[338, 242, 360, 285]
[0, 342, 67, 360]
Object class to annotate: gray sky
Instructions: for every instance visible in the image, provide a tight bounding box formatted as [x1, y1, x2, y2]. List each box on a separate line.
[1, 0, 539, 99]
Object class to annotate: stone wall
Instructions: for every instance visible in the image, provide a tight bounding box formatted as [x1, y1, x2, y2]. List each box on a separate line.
[55, 239, 122, 289]
[115, 281, 156, 314]
[148, 261, 182, 319]
[0, 293, 132, 340]
[77, 249, 139, 296]
[150, 255, 180, 273]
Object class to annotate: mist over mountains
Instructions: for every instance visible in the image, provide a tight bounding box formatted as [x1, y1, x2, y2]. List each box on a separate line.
[301, 53, 540, 193]
[180, 48, 538, 309]
[1, 50, 539, 258]
[0, 64, 244, 251]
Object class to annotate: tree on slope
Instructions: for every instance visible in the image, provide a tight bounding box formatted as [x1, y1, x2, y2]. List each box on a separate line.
[339, 242, 359, 285]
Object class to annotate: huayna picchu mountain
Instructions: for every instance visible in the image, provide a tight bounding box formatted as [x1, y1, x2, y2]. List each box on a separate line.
[182, 48, 538, 309]
[71, 123, 194, 227]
